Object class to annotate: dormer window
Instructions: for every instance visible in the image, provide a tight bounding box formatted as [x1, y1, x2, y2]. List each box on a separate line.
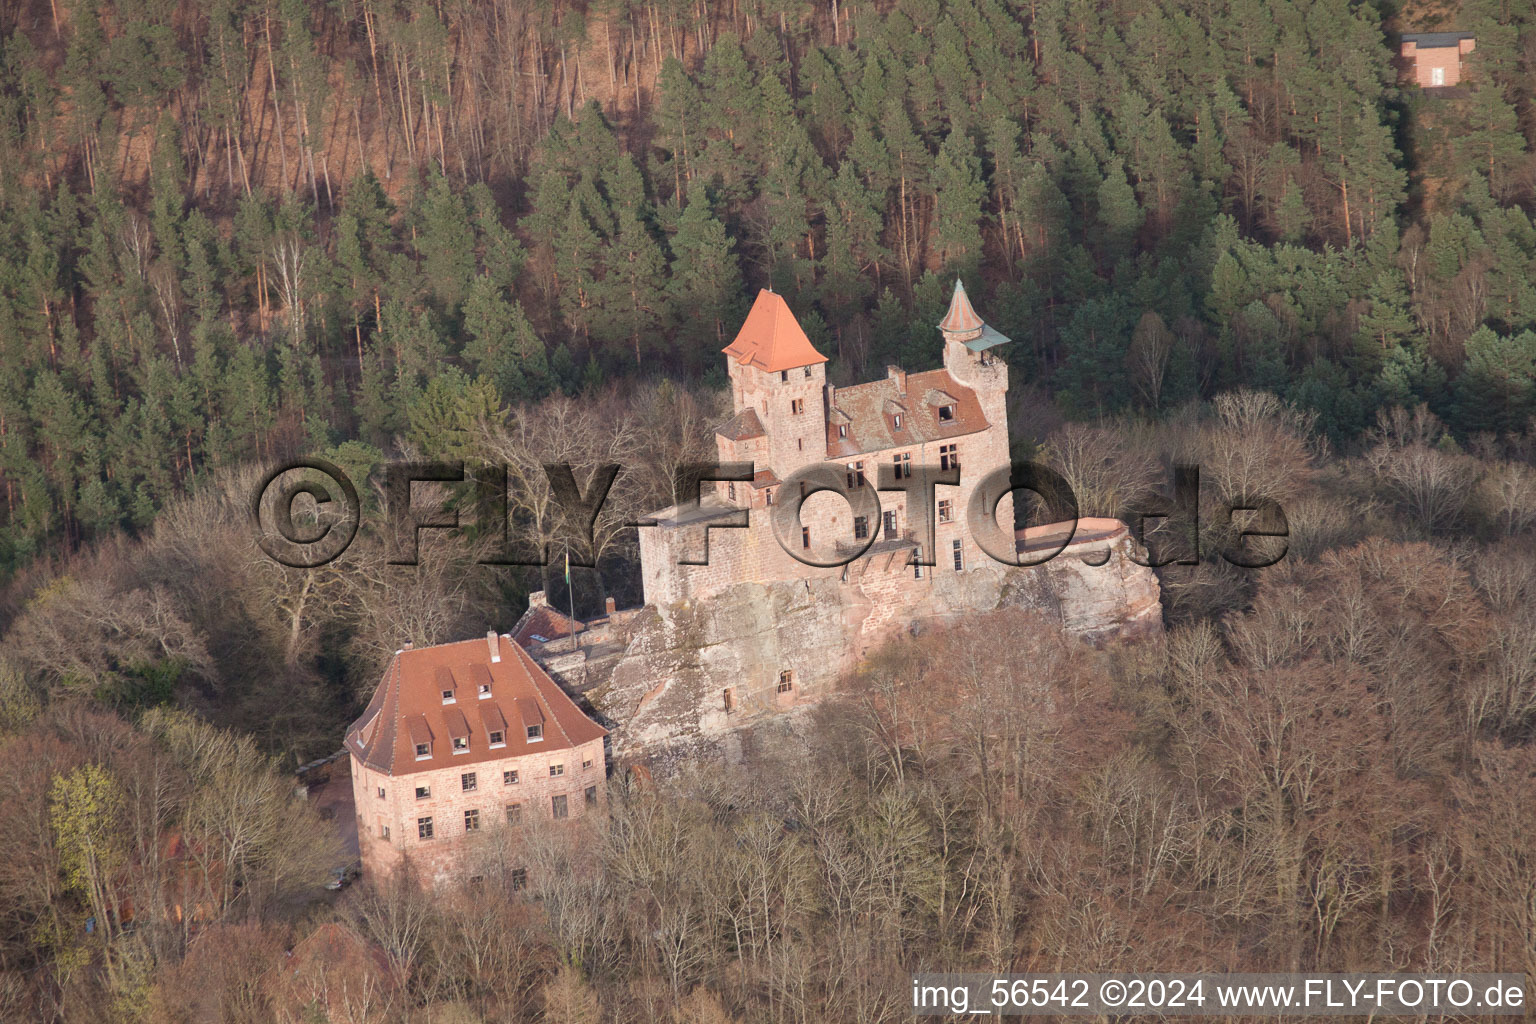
[477, 683, 491, 698]
[441, 689, 455, 704]
[415, 743, 431, 760]
[938, 404, 955, 422]
[453, 736, 469, 753]
[527, 723, 543, 741]
[893, 413, 903, 430]
[837, 425, 847, 439]
[489, 730, 505, 747]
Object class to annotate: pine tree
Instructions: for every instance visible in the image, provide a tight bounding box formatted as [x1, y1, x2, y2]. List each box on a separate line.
[413, 167, 476, 311]
[1453, 326, 1536, 435]
[668, 196, 745, 358]
[929, 129, 987, 280]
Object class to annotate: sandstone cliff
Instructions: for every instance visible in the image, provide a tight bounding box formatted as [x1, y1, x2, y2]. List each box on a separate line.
[580, 526, 1161, 770]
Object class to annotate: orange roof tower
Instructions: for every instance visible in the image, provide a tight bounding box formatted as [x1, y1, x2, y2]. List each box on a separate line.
[722, 289, 828, 373]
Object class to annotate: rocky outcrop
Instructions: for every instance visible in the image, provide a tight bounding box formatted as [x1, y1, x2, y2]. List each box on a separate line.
[581, 525, 1162, 771]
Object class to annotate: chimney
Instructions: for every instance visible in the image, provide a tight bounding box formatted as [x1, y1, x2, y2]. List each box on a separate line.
[605, 597, 616, 616]
[487, 630, 501, 663]
[824, 382, 836, 411]
[886, 365, 907, 393]
[528, 590, 548, 609]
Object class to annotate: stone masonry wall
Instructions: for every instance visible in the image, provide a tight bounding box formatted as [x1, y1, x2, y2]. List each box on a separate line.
[597, 527, 1161, 772]
[351, 736, 605, 884]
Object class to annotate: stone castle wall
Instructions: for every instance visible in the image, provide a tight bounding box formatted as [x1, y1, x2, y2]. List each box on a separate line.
[350, 736, 606, 884]
[596, 525, 1161, 771]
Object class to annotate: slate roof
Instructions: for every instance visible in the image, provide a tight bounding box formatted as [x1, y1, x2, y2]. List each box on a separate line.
[721, 289, 829, 372]
[345, 634, 605, 777]
[825, 368, 990, 459]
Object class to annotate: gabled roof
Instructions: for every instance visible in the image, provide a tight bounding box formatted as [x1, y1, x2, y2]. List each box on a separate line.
[826, 368, 991, 458]
[716, 407, 767, 441]
[345, 634, 605, 777]
[721, 289, 828, 373]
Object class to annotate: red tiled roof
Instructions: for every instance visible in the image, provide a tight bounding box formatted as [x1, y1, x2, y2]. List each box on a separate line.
[721, 290, 828, 373]
[511, 605, 585, 646]
[825, 368, 991, 458]
[717, 407, 767, 441]
[938, 279, 984, 333]
[345, 634, 605, 777]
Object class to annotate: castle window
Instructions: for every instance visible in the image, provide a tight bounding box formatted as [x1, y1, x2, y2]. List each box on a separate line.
[778, 670, 794, 693]
[797, 437, 803, 451]
[462, 772, 477, 792]
[414, 742, 431, 759]
[489, 730, 505, 747]
[939, 404, 955, 422]
[723, 687, 735, 712]
[418, 816, 434, 840]
[854, 516, 869, 540]
[552, 795, 569, 819]
[893, 452, 911, 479]
[914, 562, 924, 579]
[940, 443, 959, 470]
[804, 366, 813, 378]
[848, 461, 865, 488]
[953, 539, 964, 571]
[781, 370, 790, 382]
[938, 499, 954, 523]
[464, 809, 481, 832]
[583, 758, 593, 769]
[586, 786, 599, 806]
[791, 398, 805, 415]
[415, 784, 430, 799]
[801, 527, 811, 549]
[550, 763, 565, 777]
[765, 489, 773, 506]
[381, 823, 391, 841]
[527, 723, 543, 741]
[728, 482, 736, 501]
[377, 787, 386, 799]
[452, 736, 469, 753]
[506, 803, 522, 824]
[837, 425, 847, 439]
[511, 868, 527, 890]
[884, 510, 897, 538]
[504, 769, 519, 785]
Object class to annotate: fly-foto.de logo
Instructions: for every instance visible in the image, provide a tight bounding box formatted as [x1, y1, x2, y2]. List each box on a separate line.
[252, 459, 1289, 571]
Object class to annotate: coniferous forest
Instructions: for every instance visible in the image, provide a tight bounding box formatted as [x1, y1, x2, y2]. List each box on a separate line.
[7, 0, 1536, 1021]
[1, 0, 1534, 568]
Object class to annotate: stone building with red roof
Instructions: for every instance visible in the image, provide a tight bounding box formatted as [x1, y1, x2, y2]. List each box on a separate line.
[639, 281, 1015, 611]
[345, 631, 607, 882]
